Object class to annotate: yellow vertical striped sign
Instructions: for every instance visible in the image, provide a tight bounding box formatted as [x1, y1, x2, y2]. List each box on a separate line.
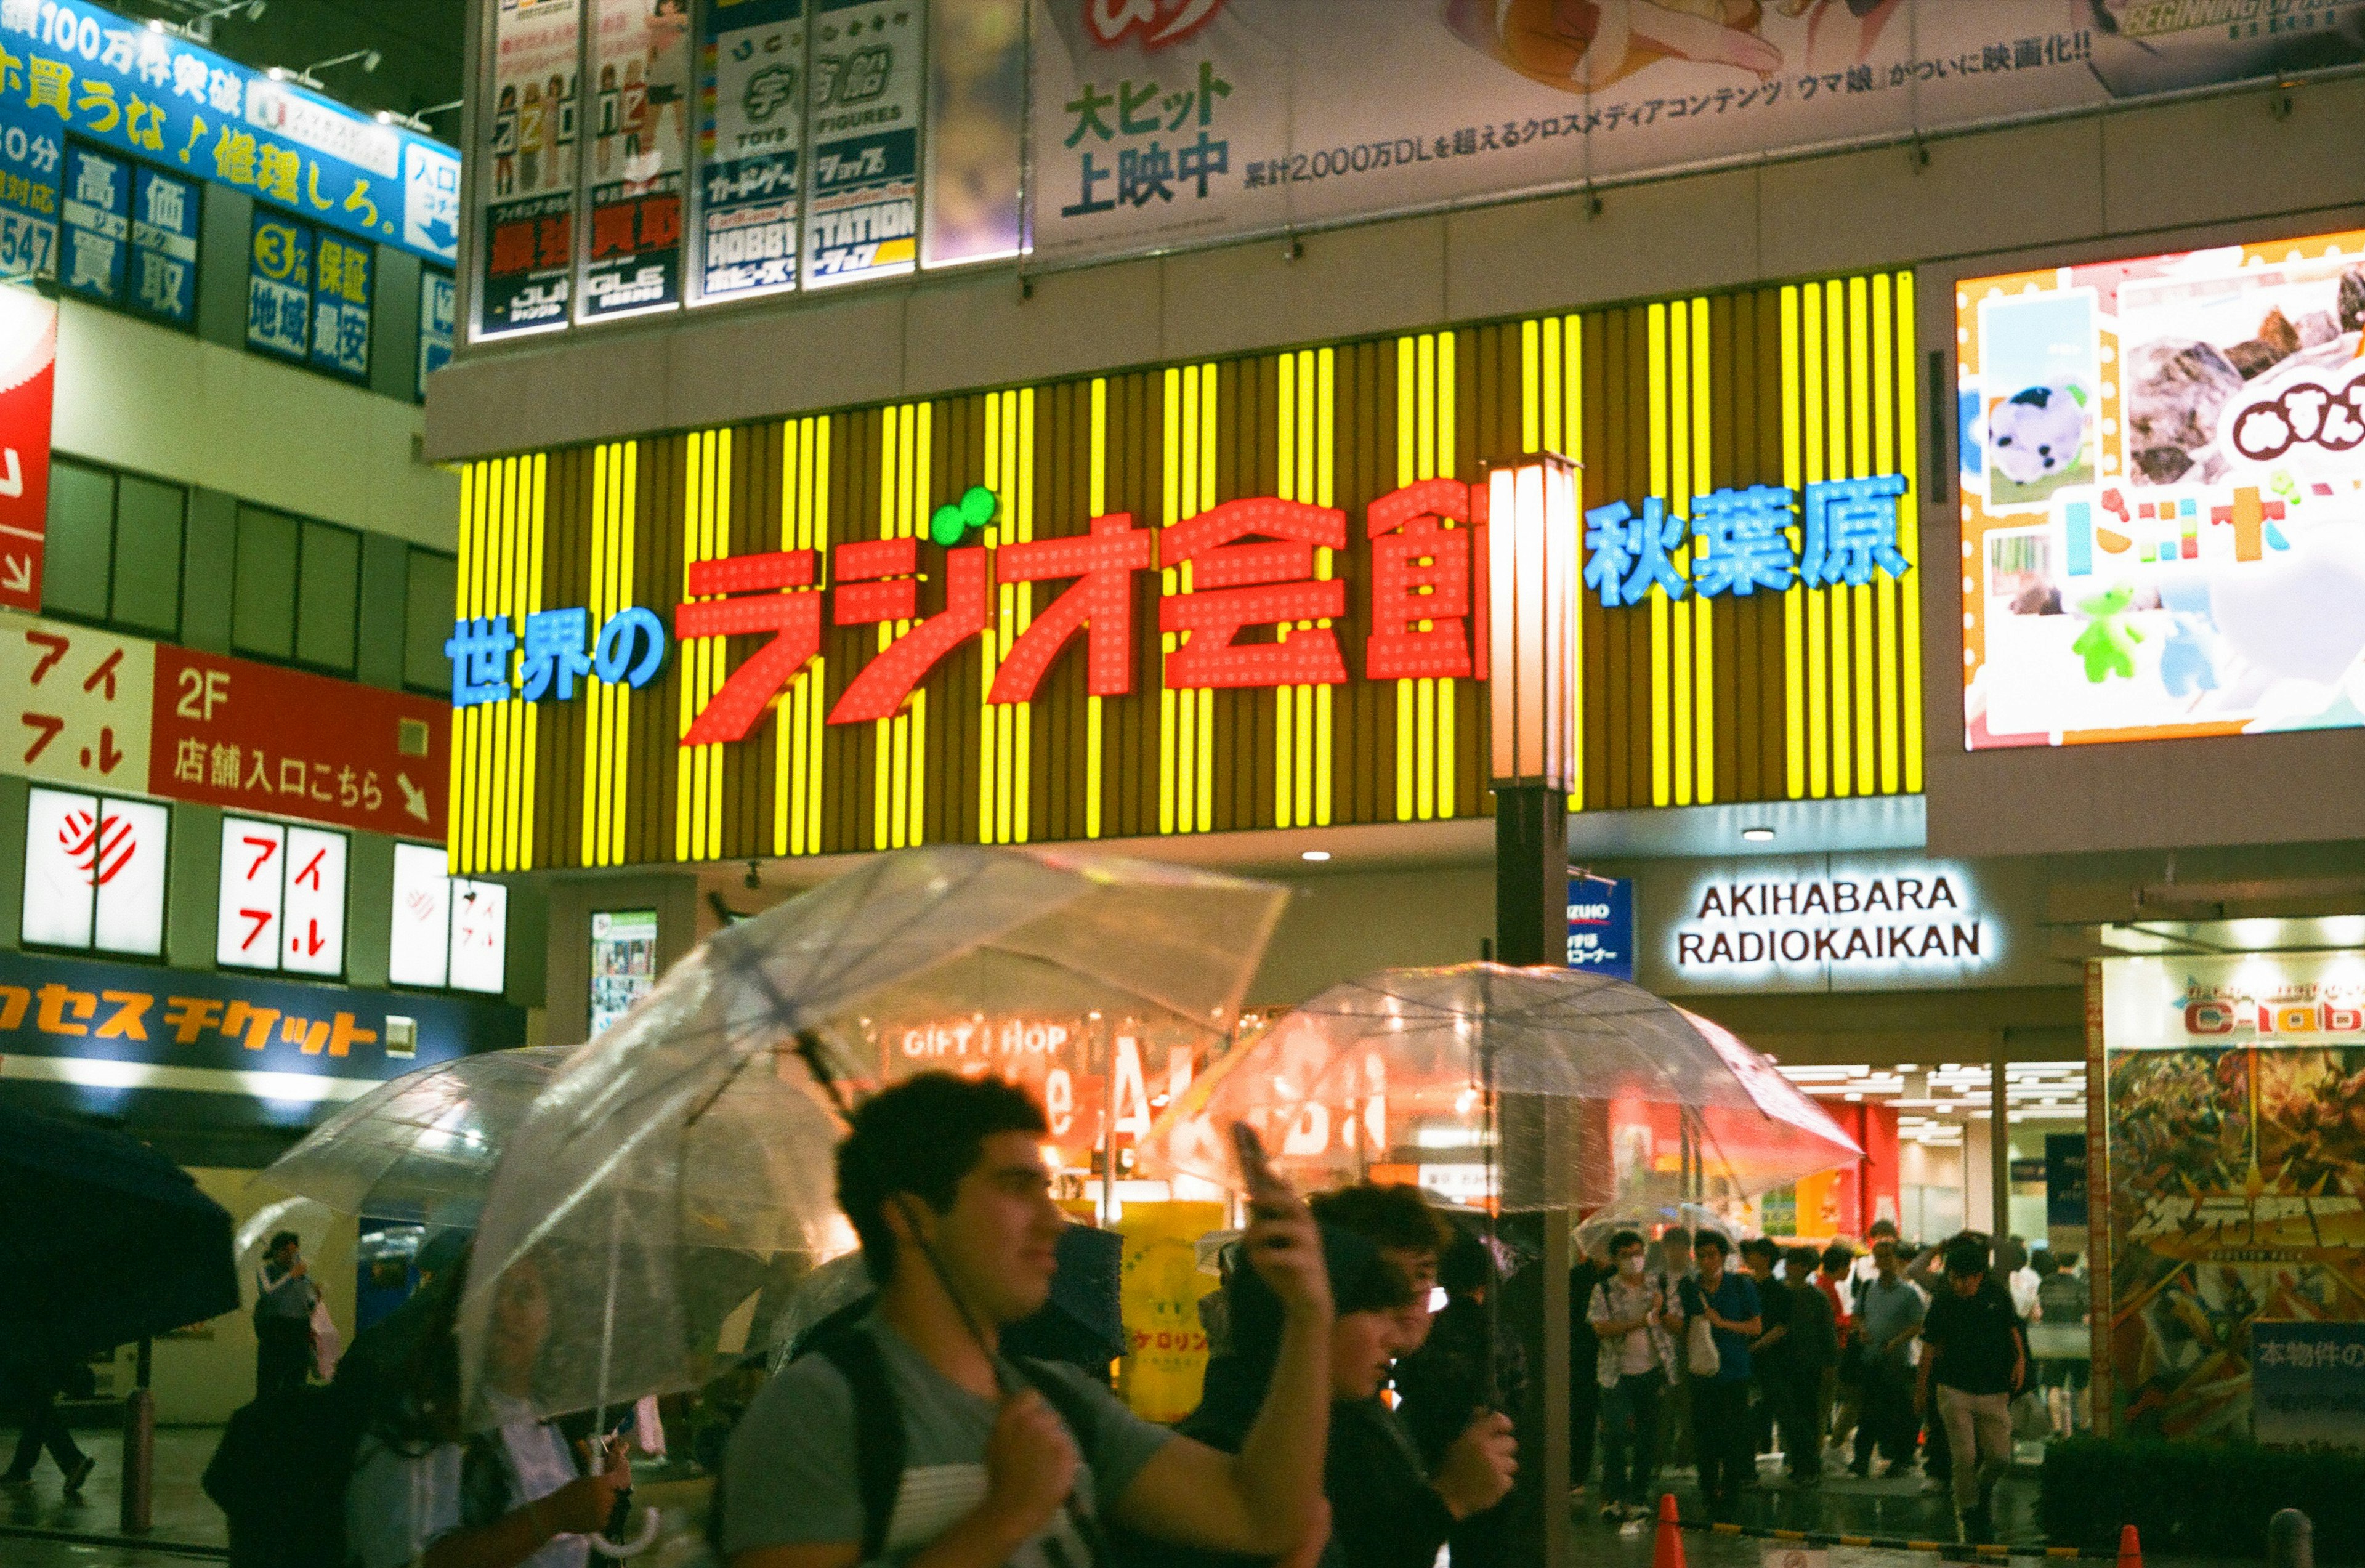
[450, 454, 543, 875]
[581, 442, 637, 868]
[1645, 305, 1716, 807]
[1085, 378, 1109, 839]
[675, 429, 732, 862]
[978, 389, 1037, 845]
[1275, 347, 1335, 828]
[774, 416, 830, 857]
[876, 403, 931, 850]
[1158, 365, 1217, 835]
[1391, 331, 1458, 822]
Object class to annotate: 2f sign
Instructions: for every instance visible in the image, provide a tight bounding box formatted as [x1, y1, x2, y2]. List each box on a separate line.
[175, 665, 230, 721]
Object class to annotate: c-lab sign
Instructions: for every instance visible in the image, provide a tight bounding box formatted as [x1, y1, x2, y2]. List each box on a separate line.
[1569, 875, 1634, 982]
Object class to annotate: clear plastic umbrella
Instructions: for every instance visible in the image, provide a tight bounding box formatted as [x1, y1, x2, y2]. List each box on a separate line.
[458, 846, 1288, 1430]
[256, 1046, 570, 1226]
[1139, 963, 1860, 1213]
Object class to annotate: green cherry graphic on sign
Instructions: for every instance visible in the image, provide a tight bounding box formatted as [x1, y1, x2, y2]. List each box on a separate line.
[928, 484, 1000, 547]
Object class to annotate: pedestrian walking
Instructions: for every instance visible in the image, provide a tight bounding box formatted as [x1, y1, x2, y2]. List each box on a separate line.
[0, 1344, 95, 1497]
[253, 1230, 320, 1399]
[1916, 1236, 2027, 1543]
[1738, 1239, 1789, 1463]
[1585, 1229, 1674, 1525]
[1779, 1247, 1837, 1482]
[2031, 1250, 2092, 1436]
[1816, 1243, 1858, 1451]
[1849, 1236, 1926, 1477]
[1676, 1231, 1761, 1524]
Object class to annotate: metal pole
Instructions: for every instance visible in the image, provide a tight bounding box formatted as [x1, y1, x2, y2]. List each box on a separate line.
[2270, 1509, 2314, 1568]
[119, 1375, 153, 1535]
[1991, 1033, 2010, 1248]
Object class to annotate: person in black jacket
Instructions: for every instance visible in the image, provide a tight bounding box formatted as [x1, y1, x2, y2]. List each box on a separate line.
[1777, 1247, 1838, 1482]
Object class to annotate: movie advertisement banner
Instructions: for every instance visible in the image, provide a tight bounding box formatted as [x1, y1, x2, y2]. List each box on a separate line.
[2101, 953, 2365, 1442]
[695, 0, 807, 303]
[1027, 0, 2365, 264]
[1960, 226, 2365, 750]
[583, 0, 691, 319]
[481, 0, 581, 336]
[803, 0, 921, 286]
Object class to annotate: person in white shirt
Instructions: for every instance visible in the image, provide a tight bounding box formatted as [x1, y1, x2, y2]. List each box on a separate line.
[1586, 1230, 1676, 1525]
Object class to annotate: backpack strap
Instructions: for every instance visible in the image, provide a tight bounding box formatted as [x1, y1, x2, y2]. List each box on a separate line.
[818, 1333, 905, 1562]
[1008, 1358, 1107, 1568]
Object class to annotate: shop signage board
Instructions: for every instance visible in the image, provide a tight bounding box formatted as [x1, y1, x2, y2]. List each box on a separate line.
[0, 284, 54, 612]
[21, 784, 166, 956]
[695, 0, 807, 303]
[2044, 1132, 2087, 1229]
[1027, 0, 2365, 264]
[2252, 1320, 2365, 1445]
[0, 946, 525, 1121]
[1566, 873, 1632, 981]
[448, 268, 1926, 875]
[582, 0, 690, 320]
[801, 0, 921, 286]
[1959, 226, 2365, 748]
[588, 907, 657, 1035]
[0, 0, 459, 274]
[2, 607, 152, 788]
[2098, 952, 2365, 1441]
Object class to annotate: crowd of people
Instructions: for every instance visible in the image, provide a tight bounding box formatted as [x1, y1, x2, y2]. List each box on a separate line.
[1568, 1217, 2095, 1542]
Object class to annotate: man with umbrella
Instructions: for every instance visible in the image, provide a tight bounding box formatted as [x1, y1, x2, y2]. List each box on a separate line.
[253, 1230, 321, 1398]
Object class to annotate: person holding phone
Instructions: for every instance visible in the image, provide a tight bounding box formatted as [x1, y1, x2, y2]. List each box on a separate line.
[721, 1073, 1336, 1568]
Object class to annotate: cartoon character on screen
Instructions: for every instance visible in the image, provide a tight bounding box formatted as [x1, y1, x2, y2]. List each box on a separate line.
[1988, 381, 2092, 499]
[2069, 583, 2141, 684]
[490, 85, 519, 197]
[518, 81, 545, 192]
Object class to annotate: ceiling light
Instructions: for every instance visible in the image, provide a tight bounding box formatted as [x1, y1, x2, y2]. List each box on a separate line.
[1301, 849, 1330, 862]
[1741, 826, 1776, 843]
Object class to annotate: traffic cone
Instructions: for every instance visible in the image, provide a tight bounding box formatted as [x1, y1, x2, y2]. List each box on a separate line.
[1654, 1493, 1685, 1568]
[2117, 1524, 2142, 1568]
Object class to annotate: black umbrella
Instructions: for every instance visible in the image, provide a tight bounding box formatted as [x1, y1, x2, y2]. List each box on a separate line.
[0, 1105, 240, 1369]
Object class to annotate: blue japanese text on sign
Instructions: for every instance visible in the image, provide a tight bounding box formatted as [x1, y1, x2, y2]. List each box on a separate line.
[446, 604, 668, 706]
[310, 230, 370, 379]
[1567, 874, 1635, 982]
[57, 137, 121, 300]
[128, 161, 196, 321]
[245, 207, 308, 360]
[1584, 475, 1914, 609]
[0, 947, 526, 1126]
[2252, 1320, 2365, 1447]
[0, 115, 57, 276]
[697, 0, 804, 302]
[418, 268, 453, 398]
[0, 0, 458, 266]
[802, 0, 918, 284]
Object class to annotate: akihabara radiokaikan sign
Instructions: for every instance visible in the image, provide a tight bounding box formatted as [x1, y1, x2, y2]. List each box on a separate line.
[1666, 863, 1997, 988]
[1959, 227, 2365, 748]
[446, 469, 1914, 730]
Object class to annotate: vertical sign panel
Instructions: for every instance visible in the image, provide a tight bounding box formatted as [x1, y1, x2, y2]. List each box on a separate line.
[583, 0, 690, 319]
[695, 0, 805, 304]
[389, 841, 452, 988]
[129, 166, 200, 326]
[91, 796, 168, 957]
[216, 817, 285, 969]
[20, 785, 95, 948]
[59, 143, 127, 305]
[0, 108, 61, 283]
[246, 209, 312, 362]
[0, 294, 56, 613]
[281, 825, 347, 976]
[588, 908, 657, 1034]
[418, 269, 455, 398]
[310, 233, 373, 381]
[481, 0, 580, 336]
[803, 0, 921, 287]
[450, 878, 509, 995]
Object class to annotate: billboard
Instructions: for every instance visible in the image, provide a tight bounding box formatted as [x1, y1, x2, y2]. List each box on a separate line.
[1960, 227, 2365, 748]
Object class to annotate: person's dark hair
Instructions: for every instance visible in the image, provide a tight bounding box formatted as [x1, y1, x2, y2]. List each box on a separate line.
[268, 1230, 301, 1256]
[1943, 1235, 1990, 1279]
[1739, 1236, 1778, 1265]
[2031, 1248, 2057, 1278]
[1785, 1245, 1821, 1279]
[1997, 1236, 2028, 1272]
[1693, 1230, 1729, 1258]
[1820, 1242, 1853, 1273]
[1307, 1182, 1452, 1260]
[1438, 1231, 1495, 1298]
[1867, 1218, 1899, 1240]
[378, 1245, 474, 1447]
[1607, 1229, 1646, 1258]
[2052, 1250, 2080, 1271]
[836, 1072, 1049, 1280]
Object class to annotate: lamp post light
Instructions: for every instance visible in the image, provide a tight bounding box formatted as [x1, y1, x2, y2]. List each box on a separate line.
[1484, 449, 1580, 966]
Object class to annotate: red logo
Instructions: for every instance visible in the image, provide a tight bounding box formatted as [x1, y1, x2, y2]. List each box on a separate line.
[59, 806, 135, 885]
[1084, 0, 1227, 49]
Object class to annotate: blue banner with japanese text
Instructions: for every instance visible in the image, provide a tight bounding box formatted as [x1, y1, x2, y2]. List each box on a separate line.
[0, 0, 458, 280]
[245, 204, 307, 359]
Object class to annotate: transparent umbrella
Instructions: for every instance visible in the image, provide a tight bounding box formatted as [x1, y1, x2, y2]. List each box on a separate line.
[457, 845, 1287, 1431]
[255, 1046, 570, 1226]
[1139, 963, 1860, 1213]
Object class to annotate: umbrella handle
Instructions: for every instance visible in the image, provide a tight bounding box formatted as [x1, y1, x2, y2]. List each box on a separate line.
[587, 1503, 661, 1559]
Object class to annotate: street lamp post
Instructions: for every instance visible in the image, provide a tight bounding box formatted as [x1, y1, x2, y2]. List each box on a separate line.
[1483, 450, 1580, 1567]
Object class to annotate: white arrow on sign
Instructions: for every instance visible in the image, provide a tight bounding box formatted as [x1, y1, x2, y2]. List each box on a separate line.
[0, 448, 23, 499]
[0, 553, 28, 595]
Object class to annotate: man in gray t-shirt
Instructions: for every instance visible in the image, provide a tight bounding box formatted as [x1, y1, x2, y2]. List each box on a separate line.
[723, 1074, 1335, 1568]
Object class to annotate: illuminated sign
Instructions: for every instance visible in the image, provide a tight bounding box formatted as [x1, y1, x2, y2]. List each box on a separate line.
[216, 817, 347, 977]
[1959, 227, 2365, 748]
[2106, 951, 2365, 1050]
[1585, 475, 1912, 609]
[446, 604, 667, 706]
[389, 842, 508, 995]
[20, 786, 166, 956]
[1665, 860, 1997, 988]
[1566, 873, 1633, 981]
[884, 1017, 1198, 1163]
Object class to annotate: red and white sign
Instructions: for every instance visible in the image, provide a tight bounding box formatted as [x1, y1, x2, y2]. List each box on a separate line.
[2, 610, 155, 790]
[21, 786, 167, 956]
[216, 818, 286, 970]
[152, 645, 447, 839]
[281, 826, 347, 977]
[389, 841, 507, 994]
[0, 286, 55, 613]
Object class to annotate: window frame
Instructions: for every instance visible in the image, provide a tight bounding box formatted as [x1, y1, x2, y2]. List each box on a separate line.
[18, 785, 172, 961]
[214, 812, 352, 979]
[231, 502, 365, 678]
[39, 455, 188, 642]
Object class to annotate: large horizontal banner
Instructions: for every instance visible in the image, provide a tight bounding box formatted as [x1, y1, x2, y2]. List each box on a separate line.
[1030, 0, 2365, 262]
[0, 0, 460, 277]
[1960, 225, 2365, 748]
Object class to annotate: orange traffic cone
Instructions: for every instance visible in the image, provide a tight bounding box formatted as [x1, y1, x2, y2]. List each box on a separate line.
[1654, 1493, 1685, 1568]
[2118, 1524, 2143, 1568]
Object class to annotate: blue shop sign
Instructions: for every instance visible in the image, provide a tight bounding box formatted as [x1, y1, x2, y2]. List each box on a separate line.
[1568, 873, 1634, 982]
[446, 605, 668, 708]
[57, 137, 121, 299]
[0, 0, 458, 270]
[245, 204, 308, 359]
[129, 160, 196, 321]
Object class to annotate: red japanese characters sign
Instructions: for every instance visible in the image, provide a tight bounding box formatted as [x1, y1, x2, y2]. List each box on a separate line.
[2, 610, 155, 792]
[669, 479, 1486, 745]
[149, 647, 449, 839]
[0, 288, 57, 613]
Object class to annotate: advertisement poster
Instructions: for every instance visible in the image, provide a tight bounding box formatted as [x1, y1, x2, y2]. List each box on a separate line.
[1962, 227, 2365, 748]
[1566, 873, 1633, 980]
[0, 107, 60, 283]
[2251, 1320, 2365, 1445]
[482, 0, 581, 335]
[583, 0, 690, 318]
[0, 293, 54, 612]
[310, 232, 373, 380]
[129, 166, 200, 325]
[803, 0, 921, 286]
[246, 208, 311, 361]
[695, 0, 806, 302]
[59, 143, 127, 304]
[1029, 0, 2365, 264]
[2101, 953, 2365, 1442]
[589, 908, 658, 1035]
[0, 0, 455, 265]
[1, 610, 148, 783]
[20, 786, 167, 956]
[1117, 1200, 1226, 1423]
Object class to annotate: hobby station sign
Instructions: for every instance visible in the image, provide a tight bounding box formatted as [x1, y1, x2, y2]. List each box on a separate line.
[1664, 862, 1999, 989]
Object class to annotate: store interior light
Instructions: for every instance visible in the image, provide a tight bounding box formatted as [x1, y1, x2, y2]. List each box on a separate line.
[1741, 826, 1776, 843]
[1301, 849, 1331, 862]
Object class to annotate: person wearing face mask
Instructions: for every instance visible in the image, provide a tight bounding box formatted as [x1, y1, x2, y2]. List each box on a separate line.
[1585, 1231, 1674, 1526]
